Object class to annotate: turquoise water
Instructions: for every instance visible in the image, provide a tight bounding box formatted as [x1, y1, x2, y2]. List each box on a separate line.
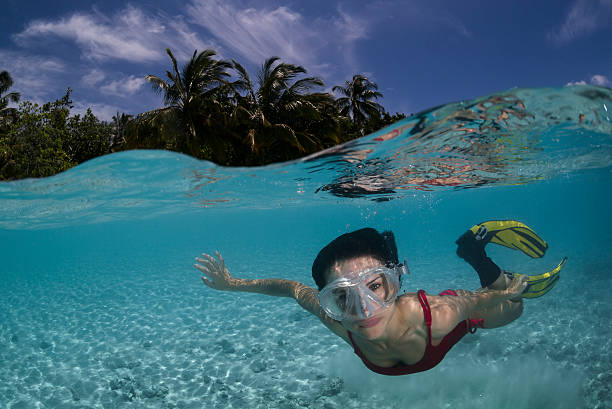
[1, 85, 611, 409]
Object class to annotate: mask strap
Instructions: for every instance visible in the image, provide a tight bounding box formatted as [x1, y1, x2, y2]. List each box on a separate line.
[397, 260, 410, 276]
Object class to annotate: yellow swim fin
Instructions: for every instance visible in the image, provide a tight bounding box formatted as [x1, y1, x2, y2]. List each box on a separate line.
[505, 257, 567, 299]
[469, 220, 548, 258]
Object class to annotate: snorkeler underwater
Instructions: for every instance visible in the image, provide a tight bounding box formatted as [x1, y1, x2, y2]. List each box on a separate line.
[195, 220, 566, 376]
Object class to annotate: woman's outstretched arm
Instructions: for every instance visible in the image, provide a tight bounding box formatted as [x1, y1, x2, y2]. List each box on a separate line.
[195, 251, 310, 298]
[195, 252, 349, 340]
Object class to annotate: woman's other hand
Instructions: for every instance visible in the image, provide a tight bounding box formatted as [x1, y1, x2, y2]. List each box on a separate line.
[505, 274, 528, 299]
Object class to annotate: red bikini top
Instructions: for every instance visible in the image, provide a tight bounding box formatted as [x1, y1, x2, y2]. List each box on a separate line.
[347, 289, 483, 376]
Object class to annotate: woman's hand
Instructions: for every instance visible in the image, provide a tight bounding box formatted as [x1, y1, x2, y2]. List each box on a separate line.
[195, 251, 241, 291]
[504, 274, 528, 299]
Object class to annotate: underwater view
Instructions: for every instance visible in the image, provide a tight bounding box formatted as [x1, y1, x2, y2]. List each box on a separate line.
[1, 85, 611, 409]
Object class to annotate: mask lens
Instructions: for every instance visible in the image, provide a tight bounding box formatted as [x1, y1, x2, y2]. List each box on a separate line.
[331, 287, 349, 312]
[365, 271, 396, 303]
[319, 285, 352, 320]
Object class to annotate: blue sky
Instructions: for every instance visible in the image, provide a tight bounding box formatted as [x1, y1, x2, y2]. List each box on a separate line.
[1, 0, 611, 121]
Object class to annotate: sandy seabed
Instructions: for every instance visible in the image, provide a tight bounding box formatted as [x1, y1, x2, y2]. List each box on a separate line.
[1, 252, 610, 409]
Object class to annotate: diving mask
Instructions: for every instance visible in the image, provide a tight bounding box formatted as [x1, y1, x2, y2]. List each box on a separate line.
[318, 264, 407, 321]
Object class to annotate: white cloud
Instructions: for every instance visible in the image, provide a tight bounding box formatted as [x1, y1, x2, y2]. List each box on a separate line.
[15, 9, 161, 62]
[590, 74, 611, 86]
[566, 80, 588, 85]
[186, 0, 315, 67]
[185, 0, 378, 75]
[100, 75, 146, 97]
[81, 69, 106, 86]
[0, 49, 66, 101]
[165, 17, 217, 60]
[13, 6, 217, 63]
[565, 74, 611, 87]
[335, 8, 369, 42]
[548, 0, 612, 44]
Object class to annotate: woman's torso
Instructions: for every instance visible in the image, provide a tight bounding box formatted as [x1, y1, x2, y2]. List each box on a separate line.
[347, 290, 475, 370]
[348, 292, 432, 367]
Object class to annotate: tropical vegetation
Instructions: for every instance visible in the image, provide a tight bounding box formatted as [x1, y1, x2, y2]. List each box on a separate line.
[0, 71, 21, 134]
[334, 74, 385, 129]
[0, 49, 406, 180]
[0, 89, 114, 179]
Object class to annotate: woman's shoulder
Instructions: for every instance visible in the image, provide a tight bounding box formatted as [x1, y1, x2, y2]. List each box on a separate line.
[397, 291, 419, 306]
[396, 293, 426, 323]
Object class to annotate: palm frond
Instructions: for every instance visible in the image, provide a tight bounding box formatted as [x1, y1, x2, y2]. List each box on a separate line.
[0, 71, 15, 95]
[288, 77, 324, 95]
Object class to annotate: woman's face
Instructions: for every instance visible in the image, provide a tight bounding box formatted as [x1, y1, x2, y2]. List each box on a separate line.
[326, 255, 397, 340]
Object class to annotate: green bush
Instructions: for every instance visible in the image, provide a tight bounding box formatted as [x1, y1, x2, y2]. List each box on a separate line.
[0, 89, 113, 180]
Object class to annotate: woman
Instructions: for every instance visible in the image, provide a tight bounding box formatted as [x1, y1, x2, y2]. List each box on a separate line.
[194, 220, 560, 376]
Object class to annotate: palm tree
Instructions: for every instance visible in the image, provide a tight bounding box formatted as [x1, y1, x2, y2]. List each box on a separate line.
[230, 57, 340, 162]
[0, 71, 21, 127]
[333, 74, 384, 127]
[144, 48, 233, 152]
[110, 112, 133, 150]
